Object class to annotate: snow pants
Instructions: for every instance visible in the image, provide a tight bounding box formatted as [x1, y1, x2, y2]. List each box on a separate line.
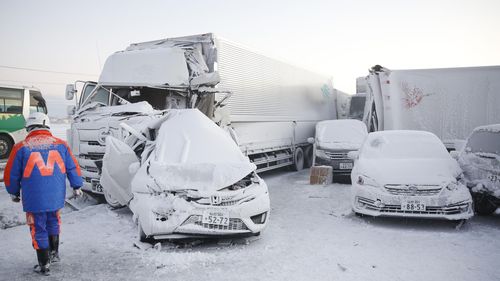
[26, 210, 61, 250]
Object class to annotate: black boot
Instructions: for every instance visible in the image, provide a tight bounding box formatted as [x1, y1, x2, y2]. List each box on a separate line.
[49, 235, 60, 263]
[34, 249, 50, 276]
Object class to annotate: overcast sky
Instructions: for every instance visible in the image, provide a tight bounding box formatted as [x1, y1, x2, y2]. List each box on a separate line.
[1, 0, 499, 117]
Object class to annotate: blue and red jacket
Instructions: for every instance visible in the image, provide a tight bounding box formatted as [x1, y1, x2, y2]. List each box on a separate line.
[4, 129, 83, 213]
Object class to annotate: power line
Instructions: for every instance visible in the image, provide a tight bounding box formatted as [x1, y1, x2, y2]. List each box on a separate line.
[0, 65, 98, 76]
[0, 79, 70, 86]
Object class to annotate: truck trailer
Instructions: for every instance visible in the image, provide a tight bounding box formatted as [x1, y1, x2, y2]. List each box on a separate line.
[362, 65, 500, 150]
[65, 33, 337, 204]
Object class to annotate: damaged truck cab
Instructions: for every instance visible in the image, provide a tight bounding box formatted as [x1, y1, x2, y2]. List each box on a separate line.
[66, 33, 337, 205]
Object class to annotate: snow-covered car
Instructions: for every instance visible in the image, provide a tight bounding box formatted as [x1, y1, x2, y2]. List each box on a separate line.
[456, 124, 500, 215]
[349, 130, 473, 220]
[308, 119, 367, 178]
[100, 109, 270, 240]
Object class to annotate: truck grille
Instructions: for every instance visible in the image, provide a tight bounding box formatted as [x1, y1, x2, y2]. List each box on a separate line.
[384, 184, 442, 196]
[181, 215, 249, 231]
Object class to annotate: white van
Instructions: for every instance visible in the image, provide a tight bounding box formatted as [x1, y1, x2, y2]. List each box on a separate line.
[308, 119, 367, 179]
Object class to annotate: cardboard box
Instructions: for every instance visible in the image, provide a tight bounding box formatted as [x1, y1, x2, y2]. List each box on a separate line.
[309, 166, 333, 185]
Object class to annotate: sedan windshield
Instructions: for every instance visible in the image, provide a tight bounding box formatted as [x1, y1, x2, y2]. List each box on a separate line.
[360, 132, 450, 160]
[466, 131, 500, 155]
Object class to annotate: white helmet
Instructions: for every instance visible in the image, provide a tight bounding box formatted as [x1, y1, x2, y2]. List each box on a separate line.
[26, 112, 50, 130]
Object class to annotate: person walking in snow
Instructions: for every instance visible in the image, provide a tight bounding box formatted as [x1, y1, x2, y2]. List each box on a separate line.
[4, 112, 83, 275]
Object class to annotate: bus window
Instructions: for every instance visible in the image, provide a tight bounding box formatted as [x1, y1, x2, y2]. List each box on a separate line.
[29, 91, 48, 114]
[0, 87, 24, 114]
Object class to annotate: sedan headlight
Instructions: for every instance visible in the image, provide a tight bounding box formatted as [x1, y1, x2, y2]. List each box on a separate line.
[357, 175, 379, 187]
[446, 181, 460, 191]
[315, 149, 329, 159]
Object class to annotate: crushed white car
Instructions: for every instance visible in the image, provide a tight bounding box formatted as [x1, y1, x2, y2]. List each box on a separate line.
[349, 130, 473, 220]
[456, 124, 500, 215]
[100, 109, 270, 240]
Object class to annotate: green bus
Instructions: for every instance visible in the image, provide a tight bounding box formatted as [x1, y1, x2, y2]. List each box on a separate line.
[0, 85, 47, 159]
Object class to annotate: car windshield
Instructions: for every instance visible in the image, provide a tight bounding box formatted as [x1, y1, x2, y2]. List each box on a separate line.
[466, 130, 500, 155]
[317, 120, 367, 144]
[360, 132, 450, 160]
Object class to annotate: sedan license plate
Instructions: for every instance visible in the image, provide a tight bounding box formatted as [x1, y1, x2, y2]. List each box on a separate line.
[202, 210, 230, 226]
[339, 162, 353, 169]
[401, 200, 426, 211]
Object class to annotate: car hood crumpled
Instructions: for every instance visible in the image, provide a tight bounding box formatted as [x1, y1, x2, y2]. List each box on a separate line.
[131, 109, 256, 193]
[357, 158, 461, 186]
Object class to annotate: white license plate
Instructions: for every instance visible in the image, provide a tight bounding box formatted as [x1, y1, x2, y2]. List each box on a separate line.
[401, 201, 426, 211]
[339, 162, 353, 169]
[202, 210, 230, 226]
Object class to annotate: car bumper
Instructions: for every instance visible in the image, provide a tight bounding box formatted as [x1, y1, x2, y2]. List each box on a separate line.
[351, 185, 473, 220]
[314, 157, 353, 175]
[132, 185, 270, 239]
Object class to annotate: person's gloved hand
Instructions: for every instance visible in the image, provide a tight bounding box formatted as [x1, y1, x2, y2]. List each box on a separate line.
[73, 188, 83, 198]
[10, 194, 20, 203]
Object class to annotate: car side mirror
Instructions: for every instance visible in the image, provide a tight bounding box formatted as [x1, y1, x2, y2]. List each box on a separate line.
[307, 137, 315, 144]
[67, 105, 76, 116]
[65, 84, 76, 100]
[347, 151, 359, 160]
[450, 150, 459, 160]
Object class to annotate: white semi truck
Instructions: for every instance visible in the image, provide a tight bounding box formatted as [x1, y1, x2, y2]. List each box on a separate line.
[362, 65, 500, 150]
[65, 33, 337, 203]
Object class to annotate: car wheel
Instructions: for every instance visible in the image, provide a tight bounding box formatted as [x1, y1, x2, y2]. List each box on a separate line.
[473, 194, 497, 215]
[0, 134, 13, 159]
[292, 147, 304, 171]
[103, 184, 124, 209]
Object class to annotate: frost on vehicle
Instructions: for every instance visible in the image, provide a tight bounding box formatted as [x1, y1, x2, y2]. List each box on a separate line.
[100, 109, 270, 240]
[457, 124, 500, 215]
[350, 130, 473, 220]
[311, 119, 367, 178]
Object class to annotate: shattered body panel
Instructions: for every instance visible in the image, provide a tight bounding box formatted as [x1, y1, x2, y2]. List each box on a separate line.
[458, 125, 500, 212]
[350, 131, 473, 220]
[101, 109, 270, 239]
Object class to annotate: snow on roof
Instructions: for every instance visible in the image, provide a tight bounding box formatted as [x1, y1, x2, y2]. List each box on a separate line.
[98, 47, 190, 87]
[362, 130, 450, 159]
[473, 123, 500, 133]
[315, 119, 367, 149]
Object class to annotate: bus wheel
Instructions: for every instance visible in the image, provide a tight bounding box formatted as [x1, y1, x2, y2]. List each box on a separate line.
[0, 135, 13, 159]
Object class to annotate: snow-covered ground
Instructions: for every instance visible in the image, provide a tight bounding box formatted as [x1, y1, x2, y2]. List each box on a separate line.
[1, 168, 499, 281]
[1, 124, 499, 280]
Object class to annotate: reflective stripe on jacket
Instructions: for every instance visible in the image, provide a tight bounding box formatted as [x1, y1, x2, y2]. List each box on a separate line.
[4, 130, 83, 212]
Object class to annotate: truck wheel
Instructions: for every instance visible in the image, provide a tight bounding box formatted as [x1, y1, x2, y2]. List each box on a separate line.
[303, 146, 313, 168]
[474, 195, 497, 215]
[103, 185, 124, 209]
[292, 147, 304, 171]
[0, 135, 13, 159]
